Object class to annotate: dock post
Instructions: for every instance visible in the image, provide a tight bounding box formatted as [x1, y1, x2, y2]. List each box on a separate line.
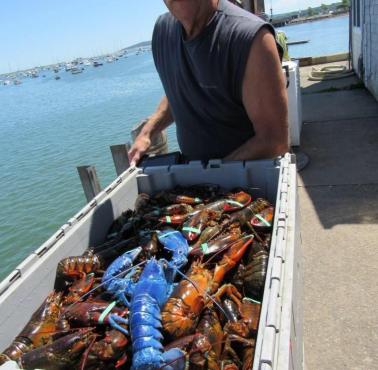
[110, 143, 131, 176]
[77, 165, 102, 202]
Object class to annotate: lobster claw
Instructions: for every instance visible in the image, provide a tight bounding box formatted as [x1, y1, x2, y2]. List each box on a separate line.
[212, 235, 254, 291]
[102, 247, 142, 290]
[157, 229, 189, 270]
[223, 191, 252, 212]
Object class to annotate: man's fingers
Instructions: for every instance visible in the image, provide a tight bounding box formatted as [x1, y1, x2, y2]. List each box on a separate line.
[128, 148, 141, 167]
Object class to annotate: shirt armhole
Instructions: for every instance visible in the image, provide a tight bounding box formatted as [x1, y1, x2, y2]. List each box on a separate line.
[235, 23, 277, 102]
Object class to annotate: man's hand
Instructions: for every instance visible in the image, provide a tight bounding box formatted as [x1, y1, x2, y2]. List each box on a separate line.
[226, 27, 289, 161]
[128, 133, 151, 167]
[127, 96, 174, 167]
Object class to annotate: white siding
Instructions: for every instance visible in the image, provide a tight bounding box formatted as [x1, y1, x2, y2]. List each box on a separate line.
[352, 28, 362, 75]
[362, 0, 378, 100]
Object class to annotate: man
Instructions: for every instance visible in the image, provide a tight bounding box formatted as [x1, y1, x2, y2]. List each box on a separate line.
[129, 0, 288, 165]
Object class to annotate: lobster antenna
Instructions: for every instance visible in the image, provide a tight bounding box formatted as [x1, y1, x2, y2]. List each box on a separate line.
[174, 268, 233, 321]
[247, 223, 264, 244]
[66, 260, 147, 311]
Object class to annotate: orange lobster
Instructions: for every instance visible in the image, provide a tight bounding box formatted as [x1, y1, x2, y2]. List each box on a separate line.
[162, 234, 254, 339]
[0, 291, 63, 364]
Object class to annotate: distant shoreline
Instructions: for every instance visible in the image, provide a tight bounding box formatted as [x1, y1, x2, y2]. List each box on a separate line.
[0, 41, 151, 79]
[274, 11, 349, 28]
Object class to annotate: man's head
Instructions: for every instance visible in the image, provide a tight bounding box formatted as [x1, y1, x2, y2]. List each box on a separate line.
[163, 0, 218, 23]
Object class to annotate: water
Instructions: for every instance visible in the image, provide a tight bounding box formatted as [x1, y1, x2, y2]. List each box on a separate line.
[0, 51, 178, 280]
[278, 15, 350, 58]
[0, 16, 349, 281]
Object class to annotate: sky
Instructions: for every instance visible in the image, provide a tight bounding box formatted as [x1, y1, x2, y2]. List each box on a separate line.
[1, 0, 339, 74]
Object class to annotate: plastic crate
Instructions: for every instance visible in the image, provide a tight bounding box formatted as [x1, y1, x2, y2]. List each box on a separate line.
[0, 154, 303, 370]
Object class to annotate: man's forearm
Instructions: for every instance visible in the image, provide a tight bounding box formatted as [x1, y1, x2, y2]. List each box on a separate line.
[225, 131, 289, 161]
[140, 96, 174, 139]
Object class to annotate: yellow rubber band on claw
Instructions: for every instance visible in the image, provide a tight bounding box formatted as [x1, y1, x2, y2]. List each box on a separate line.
[98, 301, 117, 324]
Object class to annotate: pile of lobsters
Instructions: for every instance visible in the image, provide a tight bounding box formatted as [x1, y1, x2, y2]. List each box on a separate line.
[0, 185, 274, 370]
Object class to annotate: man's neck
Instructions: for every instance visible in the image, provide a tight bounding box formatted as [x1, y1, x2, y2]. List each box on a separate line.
[180, 0, 219, 40]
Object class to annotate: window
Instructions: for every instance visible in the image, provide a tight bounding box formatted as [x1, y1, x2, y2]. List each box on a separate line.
[353, 0, 361, 28]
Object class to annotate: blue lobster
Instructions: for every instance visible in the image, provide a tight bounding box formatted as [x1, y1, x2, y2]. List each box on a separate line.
[128, 259, 186, 370]
[103, 231, 190, 370]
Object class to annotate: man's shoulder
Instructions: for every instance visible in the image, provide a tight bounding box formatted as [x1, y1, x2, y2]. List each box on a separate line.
[219, 0, 268, 34]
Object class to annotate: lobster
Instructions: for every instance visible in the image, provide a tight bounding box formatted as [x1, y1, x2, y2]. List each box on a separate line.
[243, 240, 269, 300]
[17, 328, 95, 370]
[125, 259, 186, 370]
[162, 234, 253, 339]
[0, 292, 62, 364]
[190, 308, 224, 370]
[222, 298, 261, 370]
[102, 233, 189, 370]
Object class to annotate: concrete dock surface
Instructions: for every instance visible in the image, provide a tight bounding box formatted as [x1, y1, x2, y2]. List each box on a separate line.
[298, 62, 378, 369]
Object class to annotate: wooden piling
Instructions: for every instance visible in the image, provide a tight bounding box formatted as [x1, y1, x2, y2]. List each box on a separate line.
[110, 143, 131, 176]
[77, 165, 102, 202]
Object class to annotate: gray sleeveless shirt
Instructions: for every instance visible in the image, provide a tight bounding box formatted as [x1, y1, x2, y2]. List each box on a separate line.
[152, 0, 274, 160]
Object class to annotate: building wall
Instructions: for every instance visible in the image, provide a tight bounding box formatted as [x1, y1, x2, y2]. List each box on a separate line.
[362, 0, 378, 100]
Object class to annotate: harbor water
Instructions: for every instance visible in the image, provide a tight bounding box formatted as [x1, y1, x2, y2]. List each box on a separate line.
[0, 16, 349, 281]
[279, 15, 350, 58]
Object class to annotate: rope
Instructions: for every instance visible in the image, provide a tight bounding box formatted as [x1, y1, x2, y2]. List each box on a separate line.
[308, 65, 355, 81]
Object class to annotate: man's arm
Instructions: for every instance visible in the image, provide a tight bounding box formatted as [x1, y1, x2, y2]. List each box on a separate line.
[225, 27, 289, 161]
[128, 96, 174, 166]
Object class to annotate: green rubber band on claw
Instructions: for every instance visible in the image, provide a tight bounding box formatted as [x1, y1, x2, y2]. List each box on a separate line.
[254, 214, 271, 227]
[201, 243, 209, 253]
[98, 301, 117, 324]
[243, 297, 261, 305]
[182, 227, 201, 234]
[226, 200, 244, 208]
[166, 216, 172, 223]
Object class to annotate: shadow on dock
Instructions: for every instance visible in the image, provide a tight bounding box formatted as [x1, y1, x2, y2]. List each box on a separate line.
[298, 61, 378, 369]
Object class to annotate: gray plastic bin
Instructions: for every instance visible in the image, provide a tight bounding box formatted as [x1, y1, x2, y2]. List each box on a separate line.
[0, 154, 302, 370]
